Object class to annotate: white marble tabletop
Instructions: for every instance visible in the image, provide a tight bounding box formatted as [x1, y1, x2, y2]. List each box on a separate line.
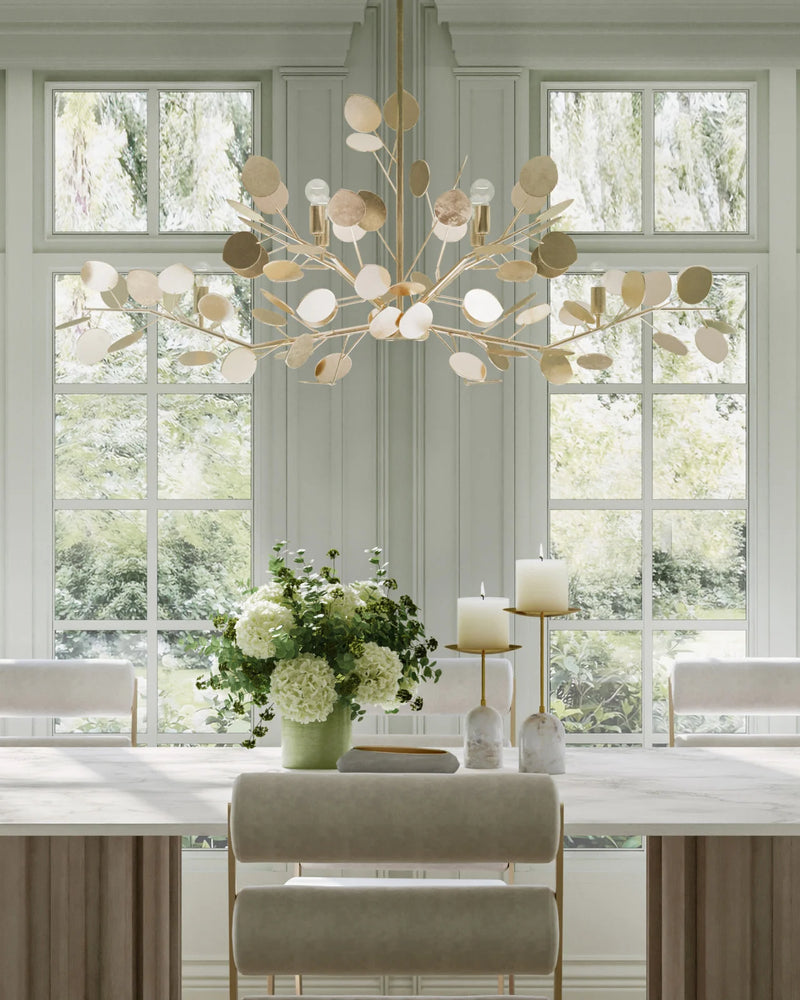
[1, 745, 799, 837]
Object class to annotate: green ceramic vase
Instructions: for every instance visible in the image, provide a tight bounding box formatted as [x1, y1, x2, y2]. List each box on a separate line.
[281, 701, 352, 769]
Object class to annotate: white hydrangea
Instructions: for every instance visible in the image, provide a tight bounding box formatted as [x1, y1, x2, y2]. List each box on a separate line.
[249, 581, 288, 605]
[323, 584, 365, 620]
[235, 596, 294, 659]
[349, 579, 383, 605]
[354, 642, 404, 708]
[270, 655, 338, 722]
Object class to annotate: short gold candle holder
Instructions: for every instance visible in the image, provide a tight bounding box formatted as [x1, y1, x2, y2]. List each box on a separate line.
[503, 607, 579, 774]
[445, 643, 521, 770]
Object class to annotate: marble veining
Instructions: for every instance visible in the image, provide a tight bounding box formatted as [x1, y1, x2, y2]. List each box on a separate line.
[1, 746, 800, 836]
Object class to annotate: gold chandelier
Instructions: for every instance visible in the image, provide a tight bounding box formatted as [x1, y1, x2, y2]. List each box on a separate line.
[68, 0, 733, 386]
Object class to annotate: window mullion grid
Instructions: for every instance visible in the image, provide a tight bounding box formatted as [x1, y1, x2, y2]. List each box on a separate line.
[642, 316, 655, 748]
[146, 313, 159, 746]
[642, 86, 655, 236]
[146, 86, 160, 238]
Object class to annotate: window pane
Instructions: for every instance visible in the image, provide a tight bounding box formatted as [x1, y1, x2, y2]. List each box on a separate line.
[56, 394, 147, 499]
[54, 90, 147, 233]
[551, 629, 642, 734]
[550, 273, 641, 382]
[653, 394, 746, 499]
[652, 510, 746, 620]
[55, 510, 147, 619]
[158, 274, 252, 383]
[159, 90, 253, 233]
[551, 510, 642, 619]
[54, 630, 147, 735]
[652, 273, 747, 384]
[158, 630, 250, 734]
[158, 394, 251, 500]
[654, 90, 748, 233]
[55, 275, 147, 384]
[158, 510, 250, 619]
[653, 629, 746, 735]
[551, 394, 641, 499]
[548, 90, 642, 232]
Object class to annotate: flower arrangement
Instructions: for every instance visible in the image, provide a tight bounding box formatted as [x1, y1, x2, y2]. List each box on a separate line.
[198, 543, 439, 747]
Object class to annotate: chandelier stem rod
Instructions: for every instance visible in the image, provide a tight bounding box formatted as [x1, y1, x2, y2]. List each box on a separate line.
[396, 0, 404, 283]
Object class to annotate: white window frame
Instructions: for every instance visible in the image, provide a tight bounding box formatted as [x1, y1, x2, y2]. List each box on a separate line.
[542, 80, 758, 245]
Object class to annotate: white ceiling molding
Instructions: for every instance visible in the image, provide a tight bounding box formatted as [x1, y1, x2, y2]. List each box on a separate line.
[0, 0, 368, 68]
[435, 0, 800, 67]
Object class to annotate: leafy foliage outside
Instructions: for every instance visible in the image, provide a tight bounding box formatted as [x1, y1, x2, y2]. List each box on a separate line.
[196, 544, 439, 747]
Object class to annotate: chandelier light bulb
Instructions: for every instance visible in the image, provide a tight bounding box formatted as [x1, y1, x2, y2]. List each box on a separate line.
[304, 178, 330, 206]
[469, 178, 495, 205]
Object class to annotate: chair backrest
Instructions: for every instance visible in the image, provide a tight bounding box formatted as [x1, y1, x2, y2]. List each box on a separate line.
[358, 656, 514, 746]
[230, 771, 559, 864]
[669, 656, 800, 746]
[0, 659, 137, 746]
[228, 772, 563, 988]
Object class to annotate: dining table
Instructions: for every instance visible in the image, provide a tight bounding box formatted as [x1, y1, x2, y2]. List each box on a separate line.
[1, 744, 799, 1000]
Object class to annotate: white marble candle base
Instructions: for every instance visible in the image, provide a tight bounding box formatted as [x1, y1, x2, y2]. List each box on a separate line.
[464, 704, 504, 769]
[518, 712, 566, 774]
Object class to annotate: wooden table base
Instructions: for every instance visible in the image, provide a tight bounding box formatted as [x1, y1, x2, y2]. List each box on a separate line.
[0, 835, 181, 1000]
[648, 836, 800, 1000]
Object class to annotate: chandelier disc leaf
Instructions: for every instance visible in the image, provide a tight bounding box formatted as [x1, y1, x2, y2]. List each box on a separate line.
[519, 155, 558, 198]
[434, 189, 472, 227]
[315, 352, 354, 384]
[621, 270, 646, 309]
[383, 89, 420, 131]
[178, 350, 217, 367]
[653, 331, 689, 356]
[107, 328, 145, 354]
[511, 183, 547, 214]
[560, 300, 594, 325]
[252, 307, 287, 327]
[241, 155, 281, 198]
[540, 350, 574, 384]
[704, 318, 737, 335]
[538, 231, 578, 270]
[409, 160, 431, 197]
[516, 303, 550, 326]
[297, 288, 338, 328]
[462, 288, 503, 327]
[386, 281, 426, 299]
[450, 352, 487, 382]
[411, 271, 433, 291]
[530, 248, 569, 279]
[198, 293, 234, 324]
[642, 270, 673, 308]
[332, 222, 367, 243]
[75, 328, 113, 364]
[398, 301, 433, 340]
[101, 275, 128, 309]
[263, 260, 304, 282]
[344, 94, 383, 133]
[496, 259, 538, 283]
[577, 352, 613, 371]
[286, 333, 316, 369]
[602, 269, 626, 296]
[253, 182, 289, 215]
[369, 306, 401, 339]
[80, 260, 119, 293]
[677, 266, 713, 305]
[487, 351, 511, 371]
[357, 190, 388, 231]
[346, 132, 383, 152]
[695, 326, 729, 363]
[223, 231, 263, 271]
[355, 264, 392, 301]
[261, 289, 294, 315]
[433, 220, 468, 243]
[157, 263, 194, 296]
[221, 346, 258, 382]
[327, 189, 367, 227]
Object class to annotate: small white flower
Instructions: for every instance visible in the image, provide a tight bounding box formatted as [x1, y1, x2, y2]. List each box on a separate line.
[354, 642, 404, 708]
[349, 579, 382, 604]
[323, 584, 365, 620]
[271, 655, 338, 723]
[235, 597, 294, 659]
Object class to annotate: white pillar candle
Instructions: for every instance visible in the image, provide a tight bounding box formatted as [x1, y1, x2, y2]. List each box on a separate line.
[516, 556, 569, 613]
[457, 595, 509, 650]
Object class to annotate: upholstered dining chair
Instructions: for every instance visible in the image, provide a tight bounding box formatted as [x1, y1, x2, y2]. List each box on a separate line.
[356, 656, 515, 746]
[669, 656, 800, 746]
[228, 771, 564, 1000]
[0, 658, 138, 745]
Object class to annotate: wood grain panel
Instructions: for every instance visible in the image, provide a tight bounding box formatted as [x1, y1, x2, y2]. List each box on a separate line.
[0, 835, 181, 1000]
[649, 835, 800, 1000]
